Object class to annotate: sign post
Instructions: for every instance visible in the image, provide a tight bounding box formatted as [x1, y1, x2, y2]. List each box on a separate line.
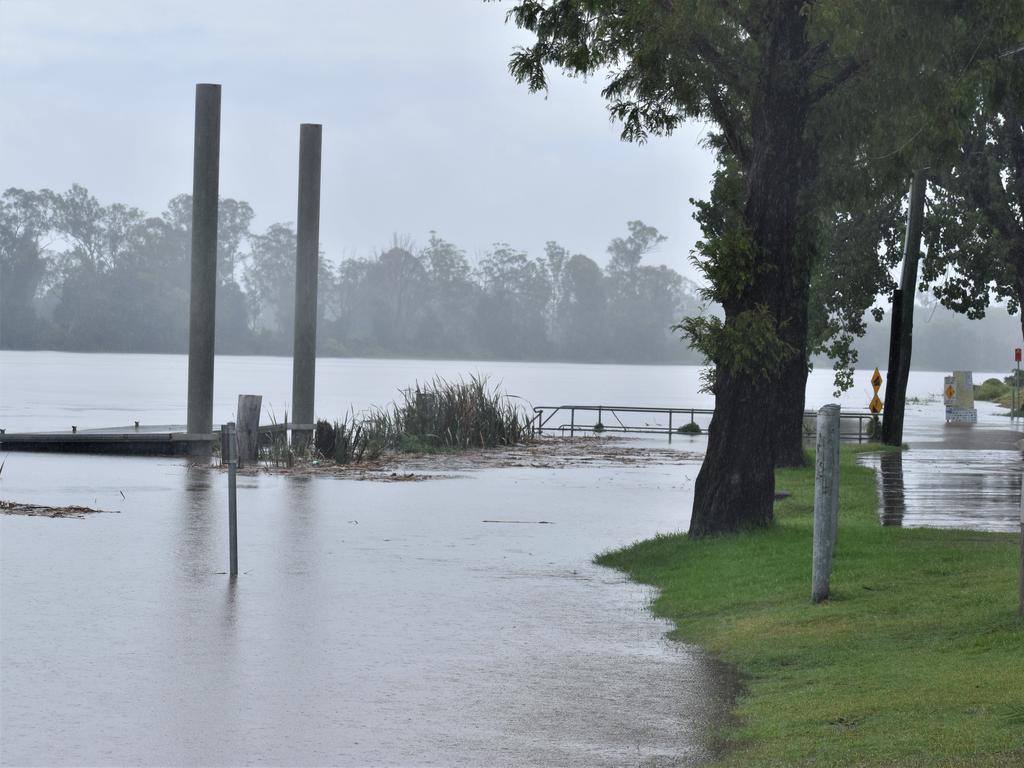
[869, 368, 883, 414]
[221, 422, 239, 577]
[868, 368, 883, 439]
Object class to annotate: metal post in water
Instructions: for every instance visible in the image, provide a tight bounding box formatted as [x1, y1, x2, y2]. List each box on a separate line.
[221, 422, 238, 577]
[812, 404, 841, 603]
[186, 84, 221, 451]
[291, 123, 322, 450]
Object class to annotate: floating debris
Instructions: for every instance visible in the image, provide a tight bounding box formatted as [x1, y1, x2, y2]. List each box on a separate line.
[1, 499, 119, 519]
[238, 436, 700, 481]
[482, 520, 554, 524]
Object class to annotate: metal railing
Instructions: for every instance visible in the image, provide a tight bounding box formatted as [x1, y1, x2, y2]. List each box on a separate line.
[528, 405, 878, 442]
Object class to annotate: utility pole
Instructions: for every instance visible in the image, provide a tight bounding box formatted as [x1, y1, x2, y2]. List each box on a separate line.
[882, 169, 927, 446]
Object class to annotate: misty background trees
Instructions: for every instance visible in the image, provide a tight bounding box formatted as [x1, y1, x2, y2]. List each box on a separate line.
[2, 182, 1019, 371]
[1, 184, 707, 363]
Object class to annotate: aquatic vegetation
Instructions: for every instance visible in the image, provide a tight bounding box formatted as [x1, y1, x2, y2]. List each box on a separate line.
[314, 376, 530, 464]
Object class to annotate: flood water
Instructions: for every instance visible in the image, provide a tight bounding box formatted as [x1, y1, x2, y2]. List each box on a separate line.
[0, 352, 1018, 766]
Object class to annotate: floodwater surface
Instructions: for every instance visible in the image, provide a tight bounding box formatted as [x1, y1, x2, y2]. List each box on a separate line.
[0, 449, 738, 767]
[857, 401, 1024, 532]
[1, 352, 1018, 766]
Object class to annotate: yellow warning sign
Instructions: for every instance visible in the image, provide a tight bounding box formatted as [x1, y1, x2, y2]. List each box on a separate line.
[869, 394, 883, 414]
[871, 368, 883, 391]
[945, 384, 956, 400]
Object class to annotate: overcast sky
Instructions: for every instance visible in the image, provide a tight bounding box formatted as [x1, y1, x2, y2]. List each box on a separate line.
[0, 0, 716, 277]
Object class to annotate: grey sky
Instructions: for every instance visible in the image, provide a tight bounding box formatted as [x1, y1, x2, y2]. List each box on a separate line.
[0, 0, 716, 277]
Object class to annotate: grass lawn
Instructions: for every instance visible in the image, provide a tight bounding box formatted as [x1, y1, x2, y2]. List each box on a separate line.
[597, 446, 1024, 767]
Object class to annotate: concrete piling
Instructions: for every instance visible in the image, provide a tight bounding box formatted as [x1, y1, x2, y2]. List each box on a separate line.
[291, 123, 322, 449]
[186, 83, 222, 447]
[812, 404, 841, 603]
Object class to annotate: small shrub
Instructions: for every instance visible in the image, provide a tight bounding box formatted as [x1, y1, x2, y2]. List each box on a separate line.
[866, 415, 882, 441]
[593, 422, 605, 432]
[975, 378, 1010, 402]
[677, 421, 702, 434]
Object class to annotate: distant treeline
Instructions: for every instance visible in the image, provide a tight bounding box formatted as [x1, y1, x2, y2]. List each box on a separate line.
[2, 185, 1018, 371]
[830, 301, 1022, 376]
[1, 185, 707, 363]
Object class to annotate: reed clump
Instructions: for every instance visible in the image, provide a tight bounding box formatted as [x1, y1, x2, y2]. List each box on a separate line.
[314, 376, 530, 464]
[313, 416, 382, 464]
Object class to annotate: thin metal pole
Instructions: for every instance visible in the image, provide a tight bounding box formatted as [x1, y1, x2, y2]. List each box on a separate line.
[292, 123, 323, 450]
[668, 410, 673, 442]
[570, 408, 575, 437]
[812, 404, 841, 603]
[186, 84, 221, 448]
[222, 422, 238, 578]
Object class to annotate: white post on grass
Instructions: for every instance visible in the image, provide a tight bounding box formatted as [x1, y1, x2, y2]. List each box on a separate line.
[812, 404, 841, 603]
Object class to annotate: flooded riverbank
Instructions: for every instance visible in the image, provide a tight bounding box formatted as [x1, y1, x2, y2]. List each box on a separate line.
[2, 352, 1018, 765]
[1, 448, 740, 767]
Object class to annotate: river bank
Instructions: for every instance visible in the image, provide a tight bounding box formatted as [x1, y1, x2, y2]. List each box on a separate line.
[597, 446, 1024, 767]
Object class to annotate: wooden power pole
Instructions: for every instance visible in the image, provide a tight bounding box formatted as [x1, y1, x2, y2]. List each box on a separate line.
[882, 169, 927, 447]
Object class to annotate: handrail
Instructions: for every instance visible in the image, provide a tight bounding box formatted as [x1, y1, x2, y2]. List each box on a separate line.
[529, 405, 878, 442]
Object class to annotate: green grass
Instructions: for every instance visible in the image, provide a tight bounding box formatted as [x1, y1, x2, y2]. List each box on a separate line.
[596, 446, 1024, 767]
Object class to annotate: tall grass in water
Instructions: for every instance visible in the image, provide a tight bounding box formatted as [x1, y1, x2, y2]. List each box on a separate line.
[313, 415, 382, 465]
[386, 376, 529, 451]
[313, 376, 529, 463]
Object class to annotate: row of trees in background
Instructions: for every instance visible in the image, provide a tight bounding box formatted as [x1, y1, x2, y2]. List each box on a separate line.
[0, 185, 703, 363]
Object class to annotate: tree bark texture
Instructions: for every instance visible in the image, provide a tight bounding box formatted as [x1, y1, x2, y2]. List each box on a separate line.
[690, 2, 813, 537]
[773, 278, 811, 468]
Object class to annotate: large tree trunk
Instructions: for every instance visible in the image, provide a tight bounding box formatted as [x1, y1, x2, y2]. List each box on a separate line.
[691, 366, 777, 537]
[689, 2, 813, 537]
[773, 280, 811, 467]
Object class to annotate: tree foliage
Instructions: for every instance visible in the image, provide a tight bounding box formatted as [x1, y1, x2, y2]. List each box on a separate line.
[922, 55, 1024, 329]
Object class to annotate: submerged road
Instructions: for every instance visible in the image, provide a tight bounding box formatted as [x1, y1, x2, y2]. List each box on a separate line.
[857, 402, 1024, 533]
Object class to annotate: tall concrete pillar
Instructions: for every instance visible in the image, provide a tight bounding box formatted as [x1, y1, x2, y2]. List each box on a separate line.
[186, 83, 221, 444]
[291, 123, 322, 448]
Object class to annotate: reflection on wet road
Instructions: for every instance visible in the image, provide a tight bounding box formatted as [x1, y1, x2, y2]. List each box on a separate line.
[1, 449, 736, 767]
[857, 420, 1023, 532]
